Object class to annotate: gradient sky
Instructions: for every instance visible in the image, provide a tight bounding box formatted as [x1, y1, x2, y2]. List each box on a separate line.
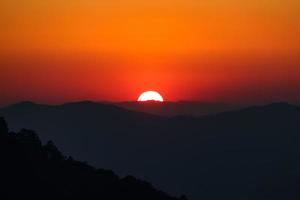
[0, 0, 299, 105]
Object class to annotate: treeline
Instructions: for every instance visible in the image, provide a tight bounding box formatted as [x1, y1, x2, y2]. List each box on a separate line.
[0, 117, 187, 200]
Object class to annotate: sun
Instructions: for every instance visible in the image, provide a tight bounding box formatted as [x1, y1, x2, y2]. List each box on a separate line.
[138, 91, 164, 102]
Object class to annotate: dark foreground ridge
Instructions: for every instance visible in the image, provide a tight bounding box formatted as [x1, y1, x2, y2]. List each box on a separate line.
[0, 117, 186, 200]
[1, 101, 300, 199]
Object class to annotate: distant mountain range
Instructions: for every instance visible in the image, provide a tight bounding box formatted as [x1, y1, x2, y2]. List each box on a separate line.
[1, 101, 300, 200]
[115, 101, 243, 116]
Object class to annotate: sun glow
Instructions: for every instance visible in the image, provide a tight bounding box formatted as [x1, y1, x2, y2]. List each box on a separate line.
[138, 91, 164, 102]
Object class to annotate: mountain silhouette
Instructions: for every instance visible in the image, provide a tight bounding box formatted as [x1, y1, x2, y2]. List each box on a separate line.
[0, 117, 185, 200]
[116, 101, 242, 116]
[1, 101, 300, 200]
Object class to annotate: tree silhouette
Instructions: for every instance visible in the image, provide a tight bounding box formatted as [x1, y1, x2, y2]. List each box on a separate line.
[44, 140, 65, 161]
[0, 117, 184, 200]
[0, 117, 8, 135]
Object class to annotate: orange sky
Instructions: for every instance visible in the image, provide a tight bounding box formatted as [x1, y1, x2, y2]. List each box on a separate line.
[0, 0, 300, 105]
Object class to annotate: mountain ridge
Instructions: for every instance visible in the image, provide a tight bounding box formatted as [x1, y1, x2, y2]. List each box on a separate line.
[0, 117, 185, 200]
[1, 101, 300, 199]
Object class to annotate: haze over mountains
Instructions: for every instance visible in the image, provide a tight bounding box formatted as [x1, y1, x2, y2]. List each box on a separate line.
[1, 101, 300, 200]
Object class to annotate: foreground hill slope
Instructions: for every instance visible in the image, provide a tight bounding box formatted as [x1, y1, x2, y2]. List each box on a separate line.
[0, 117, 184, 200]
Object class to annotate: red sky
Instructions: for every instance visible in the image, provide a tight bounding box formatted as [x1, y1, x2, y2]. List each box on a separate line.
[0, 0, 300, 105]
